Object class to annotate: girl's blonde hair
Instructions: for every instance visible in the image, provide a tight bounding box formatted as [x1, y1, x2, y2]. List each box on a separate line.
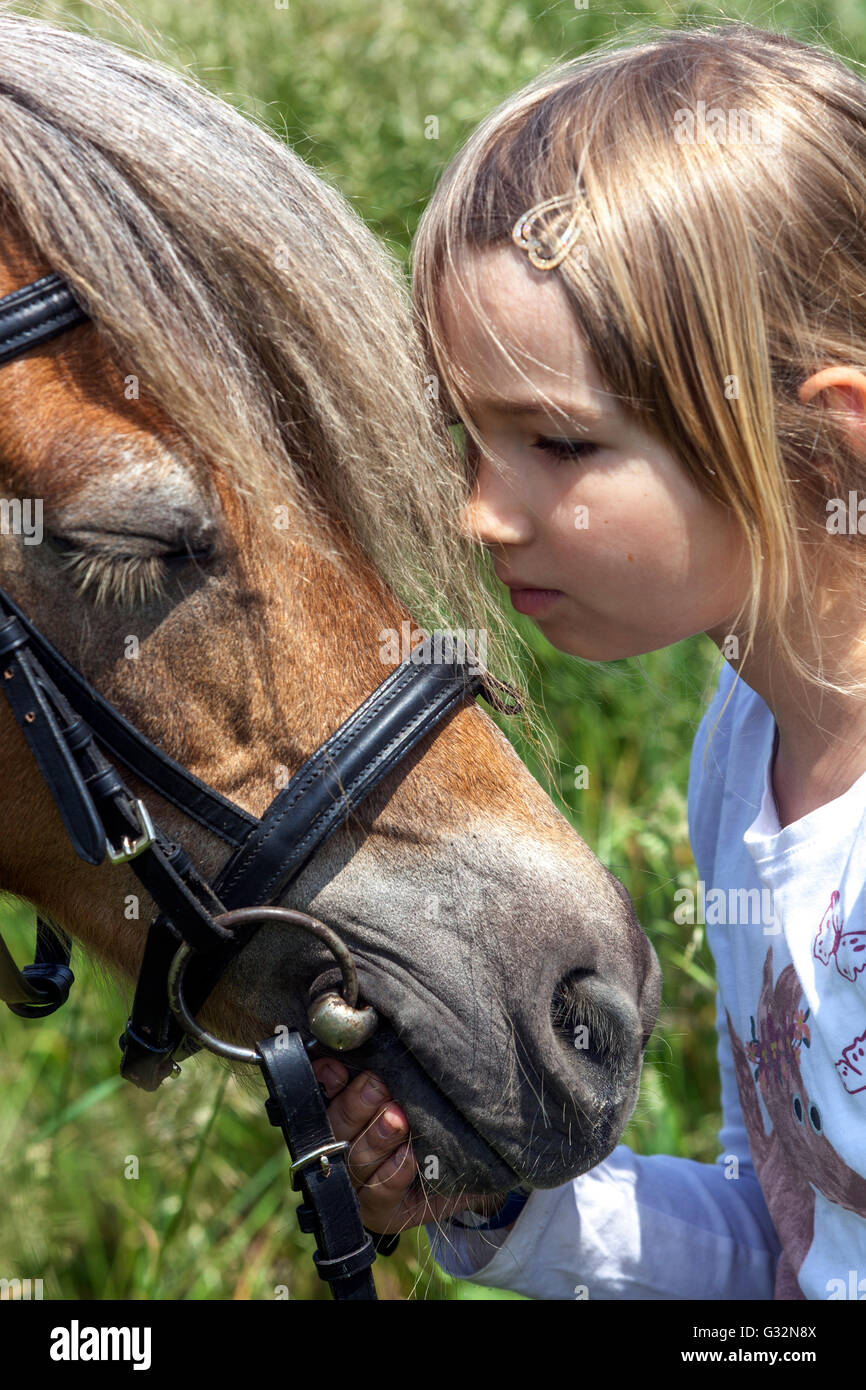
[412, 19, 866, 730]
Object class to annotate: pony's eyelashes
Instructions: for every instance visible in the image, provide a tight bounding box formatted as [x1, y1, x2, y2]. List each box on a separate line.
[47, 532, 216, 608]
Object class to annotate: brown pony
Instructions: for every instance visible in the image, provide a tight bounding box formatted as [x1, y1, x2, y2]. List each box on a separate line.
[0, 11, 659, 1215]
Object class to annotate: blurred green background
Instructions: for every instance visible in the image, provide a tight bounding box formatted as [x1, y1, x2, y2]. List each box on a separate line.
[0, 0, 839, 1300]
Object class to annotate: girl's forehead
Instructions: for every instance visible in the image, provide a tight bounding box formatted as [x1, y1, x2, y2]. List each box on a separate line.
[438, 246, 604, 407]
[441, 243, 567, 321]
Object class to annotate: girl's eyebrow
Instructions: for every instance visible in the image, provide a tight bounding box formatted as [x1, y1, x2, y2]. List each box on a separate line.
[468, 394, 605, 423]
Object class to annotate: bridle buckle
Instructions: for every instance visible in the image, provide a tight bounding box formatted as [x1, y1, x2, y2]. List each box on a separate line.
[290, 1140, 350, 1191]
[106, 799, 156, 864]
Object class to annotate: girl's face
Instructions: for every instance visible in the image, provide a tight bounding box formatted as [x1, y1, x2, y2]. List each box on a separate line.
[440, 245, 749, 661]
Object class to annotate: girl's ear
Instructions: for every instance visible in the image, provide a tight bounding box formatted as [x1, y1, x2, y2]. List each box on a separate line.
[798, 367, 866, 463]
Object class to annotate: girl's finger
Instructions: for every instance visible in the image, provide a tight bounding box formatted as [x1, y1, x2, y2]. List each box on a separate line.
[356, 1142, 418, 1231]
[309, 1065, 409, 1188]
[345, 1101, 410, 1186]
[311, 1056, 350, 1098]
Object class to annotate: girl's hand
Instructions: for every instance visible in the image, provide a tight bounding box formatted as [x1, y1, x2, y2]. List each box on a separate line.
[311, 1057, 498, 1235]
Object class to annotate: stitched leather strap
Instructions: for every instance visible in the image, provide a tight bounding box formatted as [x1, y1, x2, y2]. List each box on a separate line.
[0, 586, 256, 847]
[258, 1032, 377, 1300]
[0, 273, 87, 366]
[0, 613, 107, 863]
[214, 637, 484, 910]
[123, 639, 486, 1090]
[0, 593, 238, 1067]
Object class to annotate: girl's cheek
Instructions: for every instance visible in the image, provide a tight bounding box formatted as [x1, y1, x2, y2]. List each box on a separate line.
[559, 492, 674, 568]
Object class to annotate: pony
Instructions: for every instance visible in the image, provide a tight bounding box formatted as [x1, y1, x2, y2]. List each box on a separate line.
[0, 9, 660, 1224]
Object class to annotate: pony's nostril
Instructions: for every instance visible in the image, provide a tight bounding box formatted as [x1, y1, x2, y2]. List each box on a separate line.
[550, 968, 597, 1053]
[550, 970, 637, 1077]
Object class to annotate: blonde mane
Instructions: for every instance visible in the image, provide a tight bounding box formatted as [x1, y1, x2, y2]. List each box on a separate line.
[0, 2, 540, 743]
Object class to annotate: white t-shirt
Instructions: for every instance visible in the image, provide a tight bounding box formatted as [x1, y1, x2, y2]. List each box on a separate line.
[424, 659, 866, 1299]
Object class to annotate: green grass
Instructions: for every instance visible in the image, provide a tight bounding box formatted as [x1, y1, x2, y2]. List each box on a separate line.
[0, 0, 854, 1299]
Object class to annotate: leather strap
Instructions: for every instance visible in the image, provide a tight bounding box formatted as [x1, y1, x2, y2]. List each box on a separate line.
[0, 585, 256, 847]
[0, 585, 491, 1100]
[258, 1032, 377, 1300]
[119, 905, 204, 1089]
[0, 915, 74, 1017]
[0, 273, 87, 366]
[0, 595, 234, 949]
[0, 589, 241, 1077]
[0, 613, 107, 864]
[213, 639, 485, 911]
[121, 640, 486, 1091]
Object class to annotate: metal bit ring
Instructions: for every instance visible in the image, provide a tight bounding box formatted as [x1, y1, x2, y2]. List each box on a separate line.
[167, 906, 378, 1063]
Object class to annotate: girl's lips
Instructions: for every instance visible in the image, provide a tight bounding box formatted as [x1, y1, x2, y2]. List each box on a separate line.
[507, 587, 563, 615]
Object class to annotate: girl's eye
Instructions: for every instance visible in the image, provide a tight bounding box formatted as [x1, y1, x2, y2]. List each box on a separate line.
[533, 436, 600, 462]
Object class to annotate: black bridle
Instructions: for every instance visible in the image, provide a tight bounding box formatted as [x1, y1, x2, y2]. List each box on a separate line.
[0, 272, 508, 1300]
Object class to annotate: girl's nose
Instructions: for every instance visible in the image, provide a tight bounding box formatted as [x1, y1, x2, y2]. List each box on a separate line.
[460, 453, 535, 547]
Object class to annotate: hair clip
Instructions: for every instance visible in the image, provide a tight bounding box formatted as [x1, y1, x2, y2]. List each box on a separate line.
[512, 192, 583, 271]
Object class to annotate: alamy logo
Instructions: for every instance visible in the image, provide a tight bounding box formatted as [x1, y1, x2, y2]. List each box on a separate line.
[673, 879, 777, 931]
[673, 101, 782, 153]
[49, 1320, 152, 1371]
[0, 1276, 43, 1299]
[378, 620, 487, 675]
[0, 497, 43, 544]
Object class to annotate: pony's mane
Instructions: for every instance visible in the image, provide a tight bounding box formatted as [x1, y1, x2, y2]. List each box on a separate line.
[0, 1, 544, 754]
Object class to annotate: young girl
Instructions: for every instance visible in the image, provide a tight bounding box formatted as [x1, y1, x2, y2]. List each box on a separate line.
[312, 20, 866, 1299]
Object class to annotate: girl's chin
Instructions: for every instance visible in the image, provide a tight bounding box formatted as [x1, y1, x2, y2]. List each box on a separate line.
[533, 618, 646, 662]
